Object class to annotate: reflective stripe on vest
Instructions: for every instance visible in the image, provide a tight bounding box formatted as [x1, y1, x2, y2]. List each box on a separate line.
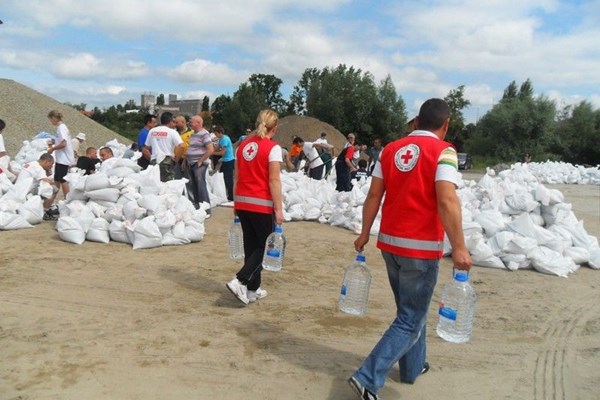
[378, 232, 443, 252]
[234, 195, 274, 208]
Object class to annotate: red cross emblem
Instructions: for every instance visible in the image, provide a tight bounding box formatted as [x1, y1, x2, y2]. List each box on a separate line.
[395, 144, 420, 172]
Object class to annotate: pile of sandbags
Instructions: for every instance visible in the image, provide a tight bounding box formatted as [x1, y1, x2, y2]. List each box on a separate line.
[55, 161, 208, 249]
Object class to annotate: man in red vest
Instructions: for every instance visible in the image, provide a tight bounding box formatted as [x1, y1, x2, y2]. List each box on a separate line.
[348, 98, 472, 400]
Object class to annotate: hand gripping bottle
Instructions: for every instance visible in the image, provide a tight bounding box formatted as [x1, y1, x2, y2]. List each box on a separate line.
[436, 269, 476, 343]
[228, 217, 244, 259]
[262, 225, 284, 271]
[339, 252, 372, 316]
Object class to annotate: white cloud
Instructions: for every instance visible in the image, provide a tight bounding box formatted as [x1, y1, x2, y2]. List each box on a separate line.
[52, 53, 101, 79]
[168, 59, 247, 85]
[0, 50, 46, 70]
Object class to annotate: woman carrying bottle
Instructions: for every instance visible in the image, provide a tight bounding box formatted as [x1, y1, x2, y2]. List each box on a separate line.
[226, 109, 283, 305]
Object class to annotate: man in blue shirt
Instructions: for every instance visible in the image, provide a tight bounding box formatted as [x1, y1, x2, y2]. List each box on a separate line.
[212, 125, 235, 201]
[137, 114, 157, 150]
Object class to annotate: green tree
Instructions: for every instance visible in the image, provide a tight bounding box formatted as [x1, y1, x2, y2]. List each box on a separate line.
[371, 74, 407, 143]
[248, 73, 287, 113]
[156, 94, 165, 106]
[554, 101, 600, 165]
[469, 80, 556, 161]
[444, 85, 471, 151]
[202, 96, 210, 112]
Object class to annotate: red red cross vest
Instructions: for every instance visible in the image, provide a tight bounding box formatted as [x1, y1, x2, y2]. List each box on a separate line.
[377, 134, 453, 259]
[234, 136, 278, 214]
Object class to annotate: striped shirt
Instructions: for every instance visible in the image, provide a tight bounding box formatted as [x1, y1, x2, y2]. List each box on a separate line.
[186, 128, 213, 164]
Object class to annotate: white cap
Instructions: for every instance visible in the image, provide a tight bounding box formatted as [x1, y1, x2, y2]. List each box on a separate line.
[76, 132, 86, 141]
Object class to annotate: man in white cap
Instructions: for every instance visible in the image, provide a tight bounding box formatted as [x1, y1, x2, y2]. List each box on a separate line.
[72, 132, 86, 159]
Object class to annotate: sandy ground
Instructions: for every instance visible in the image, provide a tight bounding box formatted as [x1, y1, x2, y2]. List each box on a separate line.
[1, 176, 599, 400]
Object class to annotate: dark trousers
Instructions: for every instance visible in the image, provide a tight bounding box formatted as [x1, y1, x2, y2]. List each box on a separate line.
[221, 160, 234, 201]
[187, 163, 211, 212]
[335, 161, 352, 191]
[309, 164, 324, 180]
[236, 210, 274, 291]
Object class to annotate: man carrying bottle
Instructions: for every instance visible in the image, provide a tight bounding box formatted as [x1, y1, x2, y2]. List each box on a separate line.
[348, 98, 472, 400]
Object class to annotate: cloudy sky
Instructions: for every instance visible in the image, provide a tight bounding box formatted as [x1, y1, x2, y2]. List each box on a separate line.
[1, 0, 599, 123]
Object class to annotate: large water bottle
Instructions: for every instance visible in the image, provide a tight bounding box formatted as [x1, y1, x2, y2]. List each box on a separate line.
[262, 225, 284, 271]
[339, 252, 372, 316]
[436, 269, 476, 343]
[228, 217, 244, 259]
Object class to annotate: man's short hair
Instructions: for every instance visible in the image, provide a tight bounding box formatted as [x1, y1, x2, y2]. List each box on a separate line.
[0, 119, 5, 132]
[292, 137, 304, 145]
[417, 98, 450, 131]
[358, 159, 367, 168]
[320, 132, 327, 138]
[214, 125, 224, 133]
[143, 114, 156, 125]
[160, 112, 174, 125]
[39, 152, 54, 162]
[99, 146, 113, 156]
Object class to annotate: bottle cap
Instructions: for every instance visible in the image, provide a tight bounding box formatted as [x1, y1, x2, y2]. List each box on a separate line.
[356, 253, 366, 262]
[234, 217, 240, 223]
[454, 272, 468, 282]
[274, 225, 283, 233]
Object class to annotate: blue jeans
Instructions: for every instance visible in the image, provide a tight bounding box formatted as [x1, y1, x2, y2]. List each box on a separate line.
[352, 252, 439, 394]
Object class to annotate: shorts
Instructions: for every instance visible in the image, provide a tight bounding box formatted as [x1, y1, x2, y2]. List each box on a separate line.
[54, 163, 69, 183]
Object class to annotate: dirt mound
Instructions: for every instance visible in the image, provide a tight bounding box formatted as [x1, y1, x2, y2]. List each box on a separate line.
[276, 115, 347, 153]
[0, 79, 129, 156]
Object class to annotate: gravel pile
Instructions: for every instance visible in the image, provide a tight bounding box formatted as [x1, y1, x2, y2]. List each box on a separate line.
[0, 79, 130, 156]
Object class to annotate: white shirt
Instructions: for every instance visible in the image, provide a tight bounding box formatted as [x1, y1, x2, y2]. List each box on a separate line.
[302, 142, 324, 168]
[54, 123, 75, 166]
[72, 138, 81, 156]
[0, 133, 5, 153]
[372, 131, 459, 185]
[16, 161, 47, 192]
[145, 125, 183, 164]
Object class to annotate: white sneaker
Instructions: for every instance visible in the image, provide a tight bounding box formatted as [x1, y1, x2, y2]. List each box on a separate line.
[247, 287, 268, 303]
[226, 278, 249, 305]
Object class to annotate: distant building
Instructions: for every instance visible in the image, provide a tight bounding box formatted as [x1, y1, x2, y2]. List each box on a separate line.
[169, 96, 203, 116]
[141, 92, 156, 110]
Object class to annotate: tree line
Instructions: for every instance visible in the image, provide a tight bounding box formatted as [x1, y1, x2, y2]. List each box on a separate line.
[74, 67, 600, 166]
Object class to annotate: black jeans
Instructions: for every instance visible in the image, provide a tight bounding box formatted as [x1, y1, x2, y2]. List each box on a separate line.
[220, 160, 234, 201]
[235, 210, 274, 291]
[335, 161, 352, 191]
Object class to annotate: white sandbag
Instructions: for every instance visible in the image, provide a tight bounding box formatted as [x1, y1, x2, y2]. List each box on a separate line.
[85, 173, 111, 191]
[474, 209, 506, 237]
[288, 203, 305, 220]
[56, 216, 86, 244]
[0, 198, 20, 213]
[123, 200, 146, 222]
[65, 188, 87, 202]
[504, 190, 538, 213]
[504, 235, 538, 256]
[184, 219, 205, 242]
[161, 221, 191, 246]
[86, 188, 120, 203]
[138, 194, 163, 214]
[528, 246, 573, 277]
[2, 176, 33, 202]
[104, 205, 124, 222]
[541, 203, 577, 226]
[0, 211, 33, 230]
[86, 200, 108, 218]
[38, 180, 54, 199]
[154, 209, 177, 235]
[106, 166, 135, 178]
[304, 206, 321, 220]
[500, 253, 531, 270]
[563, 220, 598, 250]
[86, 217, 110, 243]
[563, 247, 590, 265]
[588, 247, 600, 269]
[109, 219, 131, 243]
[17, 195, 44, 225]
[132, 216, 163, 250]
[487, 230, 516, 255]
[534, 184, 551, 206]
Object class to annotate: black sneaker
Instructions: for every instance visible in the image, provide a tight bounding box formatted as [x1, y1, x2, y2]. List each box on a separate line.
[49, 206, 60, 216]
[348, 376, 378, 400]
[421, 362, 430, 375]
[43, 211, 57, 221]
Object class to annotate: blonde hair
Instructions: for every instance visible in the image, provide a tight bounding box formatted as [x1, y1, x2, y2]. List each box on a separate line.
[255, 109, 278, 139]
[47, 110, 63, 120]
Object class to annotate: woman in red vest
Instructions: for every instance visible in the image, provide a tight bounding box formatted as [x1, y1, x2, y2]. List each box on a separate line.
[226, 109, 283, 305]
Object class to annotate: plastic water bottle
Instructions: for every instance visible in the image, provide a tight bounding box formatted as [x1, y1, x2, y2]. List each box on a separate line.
[228, 217, 244, 259]
[339, 252, 372, 316]
[262, 225, 284, 271]
[436, 269, 476, 343]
